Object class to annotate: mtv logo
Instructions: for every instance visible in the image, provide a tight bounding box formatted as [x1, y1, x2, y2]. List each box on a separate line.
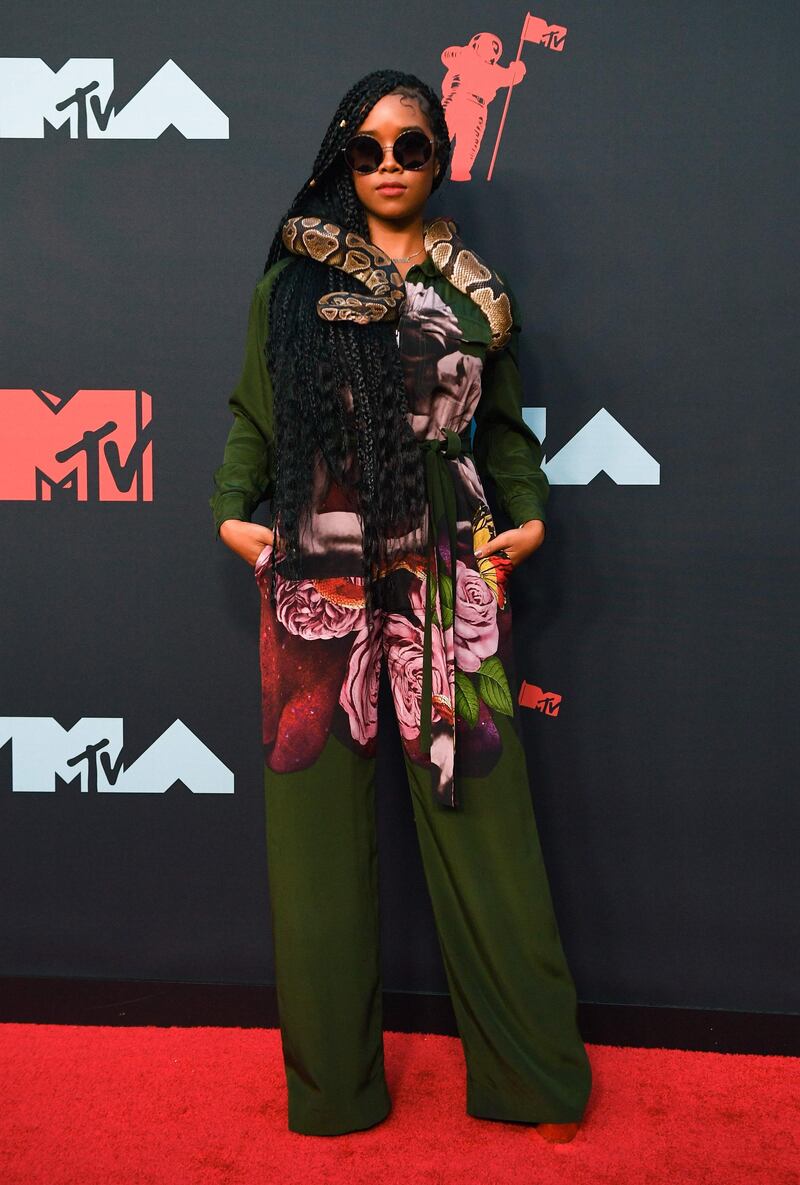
[522, 14, 568, 51]
[519, 681, 562, 716]
[0, 389, 153, 501]
[0, 58, 229, 139]
[522, 407, 661, 485]
[0, 717, 233, 794]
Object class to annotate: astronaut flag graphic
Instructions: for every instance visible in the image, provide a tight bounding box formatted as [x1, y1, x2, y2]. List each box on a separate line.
[473, 10, 570, 181]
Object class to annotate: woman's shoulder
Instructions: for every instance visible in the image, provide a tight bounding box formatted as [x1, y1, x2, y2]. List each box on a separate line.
[436, 221, 521, 338]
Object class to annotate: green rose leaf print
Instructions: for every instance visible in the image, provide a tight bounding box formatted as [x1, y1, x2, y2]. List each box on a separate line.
[455, 670, 480, 728]
[425, 566, 441, 626]
[438, 569, 454, 631]
[476, 655, 514, 717]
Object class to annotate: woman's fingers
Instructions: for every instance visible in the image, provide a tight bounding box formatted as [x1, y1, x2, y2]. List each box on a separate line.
[475, 522, 545, 567]
[475, 529, 517, 558]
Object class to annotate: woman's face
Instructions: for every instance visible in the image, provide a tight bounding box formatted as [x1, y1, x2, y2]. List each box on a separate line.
[349, 93, 437, 223]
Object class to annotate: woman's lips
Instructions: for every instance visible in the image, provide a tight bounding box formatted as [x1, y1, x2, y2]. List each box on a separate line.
[376, 184, 406, 195]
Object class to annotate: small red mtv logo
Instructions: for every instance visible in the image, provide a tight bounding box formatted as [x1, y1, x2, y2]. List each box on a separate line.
[0, 389, 152, 501]
[518, 680, 562, 716]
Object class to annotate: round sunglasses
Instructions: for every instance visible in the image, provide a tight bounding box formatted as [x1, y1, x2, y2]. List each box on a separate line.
[343, 129, 434, 175]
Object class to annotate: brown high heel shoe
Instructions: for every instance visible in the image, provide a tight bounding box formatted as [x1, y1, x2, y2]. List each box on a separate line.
[534, 1121, 580, 1143]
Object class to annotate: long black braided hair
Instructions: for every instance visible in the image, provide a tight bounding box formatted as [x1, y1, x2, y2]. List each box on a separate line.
[261, 69, 452, 622]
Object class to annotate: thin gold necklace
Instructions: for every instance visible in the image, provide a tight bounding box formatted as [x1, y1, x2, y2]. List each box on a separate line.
[379, 245, 425, 263]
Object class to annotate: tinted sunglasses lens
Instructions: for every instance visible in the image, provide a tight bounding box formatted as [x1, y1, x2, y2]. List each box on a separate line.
[344, 135, 383, 174]
[394, 130, 432, 170]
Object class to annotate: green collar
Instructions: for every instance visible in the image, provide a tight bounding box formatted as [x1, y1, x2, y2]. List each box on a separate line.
[406, 252, 437, 280]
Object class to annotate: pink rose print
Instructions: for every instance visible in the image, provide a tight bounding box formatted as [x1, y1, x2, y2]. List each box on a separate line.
[275, 575, 365, 639]
[339, 619, 383, 746]
[258, 600, 358, 775]
[453, 559, 499, 672]
[255, 543, 368, 771]
[384, 605, 453, 746]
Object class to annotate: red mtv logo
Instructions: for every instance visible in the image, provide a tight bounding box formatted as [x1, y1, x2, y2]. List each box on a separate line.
[0, 389, 152, 501]
[519, 680, 562, 716]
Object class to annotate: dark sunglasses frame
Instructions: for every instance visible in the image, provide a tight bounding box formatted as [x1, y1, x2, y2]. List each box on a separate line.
[342, 129, 435, 175]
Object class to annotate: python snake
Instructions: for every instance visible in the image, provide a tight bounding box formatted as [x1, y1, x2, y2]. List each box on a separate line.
[280, 213, 513, 351]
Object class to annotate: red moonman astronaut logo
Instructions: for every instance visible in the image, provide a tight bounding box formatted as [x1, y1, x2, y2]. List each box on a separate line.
[440, 11, 569, 181]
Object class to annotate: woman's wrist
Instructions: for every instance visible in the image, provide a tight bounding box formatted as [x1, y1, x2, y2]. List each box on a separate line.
[517, 518, 546, 544]
[219, 517, 250, 544]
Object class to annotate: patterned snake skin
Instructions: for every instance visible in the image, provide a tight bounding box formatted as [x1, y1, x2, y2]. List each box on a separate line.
[280, 214, 513, 351]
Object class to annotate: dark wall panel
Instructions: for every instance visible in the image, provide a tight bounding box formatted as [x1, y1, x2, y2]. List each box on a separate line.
[1, 1, 797, 1013]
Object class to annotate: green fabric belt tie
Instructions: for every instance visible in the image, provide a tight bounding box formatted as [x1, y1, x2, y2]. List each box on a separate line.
[417, 426, 473, 808]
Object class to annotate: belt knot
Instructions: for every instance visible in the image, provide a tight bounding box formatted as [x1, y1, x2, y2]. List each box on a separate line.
[417, 426, 473, 460]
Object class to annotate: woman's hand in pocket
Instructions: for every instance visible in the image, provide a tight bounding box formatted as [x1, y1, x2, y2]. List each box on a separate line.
[475, 519, 545, 569]
[219, 519, 275, 567]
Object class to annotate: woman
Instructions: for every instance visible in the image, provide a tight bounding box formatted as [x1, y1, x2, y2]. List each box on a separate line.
[210, 69, 592, 1142]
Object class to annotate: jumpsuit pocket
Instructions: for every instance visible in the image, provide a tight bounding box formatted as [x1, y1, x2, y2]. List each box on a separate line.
[471, 500, 514, 609]
[254, 542, 272, 582]
[254, 515, 277, 581]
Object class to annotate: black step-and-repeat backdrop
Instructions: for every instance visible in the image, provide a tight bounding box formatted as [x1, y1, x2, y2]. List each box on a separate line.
[1, 2, 797, 1014]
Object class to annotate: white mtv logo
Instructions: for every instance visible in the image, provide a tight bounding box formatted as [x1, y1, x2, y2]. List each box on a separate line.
[0, 58, 228, 139]
[0, 718, 233, 793]
[524, 408, 660, 484]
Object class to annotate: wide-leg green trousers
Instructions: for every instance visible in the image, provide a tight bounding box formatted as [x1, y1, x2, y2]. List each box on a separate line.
[262, 704, 592, 1136]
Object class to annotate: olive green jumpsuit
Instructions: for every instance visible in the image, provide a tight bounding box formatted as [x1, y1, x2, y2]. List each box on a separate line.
[210, 253, 592, 1135]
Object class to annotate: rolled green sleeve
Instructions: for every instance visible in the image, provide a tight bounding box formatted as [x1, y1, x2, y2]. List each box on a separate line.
[209, 259, 291, 538]
[472, 274, 549, 530]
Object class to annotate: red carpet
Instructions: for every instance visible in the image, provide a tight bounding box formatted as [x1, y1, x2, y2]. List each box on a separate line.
[0, 1024, 797, 1184]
